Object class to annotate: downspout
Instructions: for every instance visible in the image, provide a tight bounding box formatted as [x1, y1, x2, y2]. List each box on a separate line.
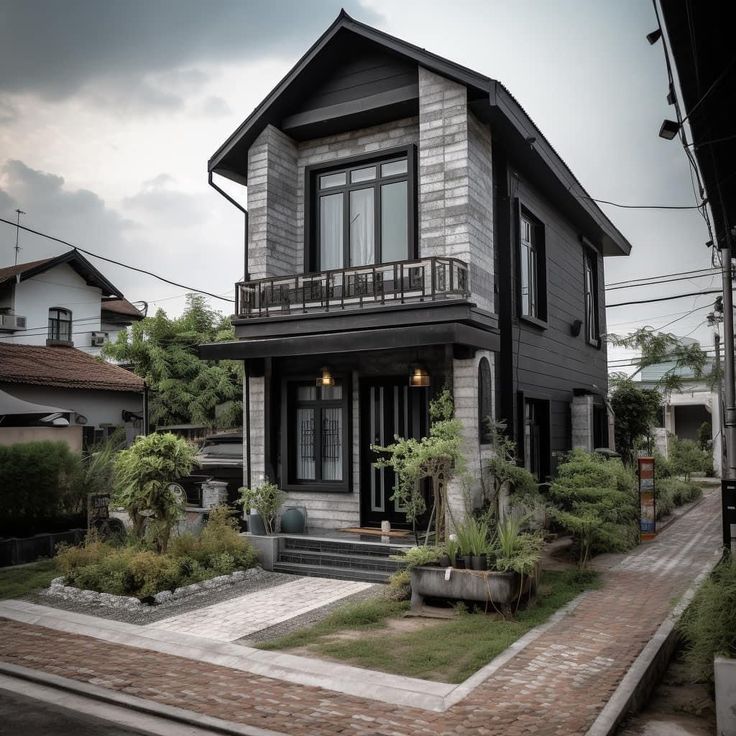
[208, 171, 251, 490]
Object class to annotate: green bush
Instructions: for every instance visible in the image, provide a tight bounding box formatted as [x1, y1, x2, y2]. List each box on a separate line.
[56, 507, 256, 600]
[657, 477, 702, 509]
[655, 482, 674, 520]
[0, 441, 81, 534]
[678, 558, 736, 683]
[669, 437, 711, 480]
[547, 450, 639, 565]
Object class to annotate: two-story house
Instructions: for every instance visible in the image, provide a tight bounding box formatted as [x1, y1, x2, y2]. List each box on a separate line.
[202, 13, 632, 533]
[0, 251, 146, 447]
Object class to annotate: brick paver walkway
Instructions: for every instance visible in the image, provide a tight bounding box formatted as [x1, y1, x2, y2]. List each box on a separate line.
[0, 493, 722, 736]
[148, 577, 371, 641]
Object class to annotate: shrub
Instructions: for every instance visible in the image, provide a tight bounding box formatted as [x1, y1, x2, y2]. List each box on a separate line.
[384, 569, 411, 601]
[657, 477, 702, 508]
[0, 441, 81, 534]
[393, 545, 444, 569]
[669, 437, 710, 480]
[237, 481, 285, 534]
[114, 432, 196, 552]
[678, 558, 736, 683]
[547, 450, 639, 565]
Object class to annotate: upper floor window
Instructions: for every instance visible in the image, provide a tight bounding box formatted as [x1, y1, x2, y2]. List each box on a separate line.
[48, 307, 72, 343]
[584, 249, 599, 345]
[309, 147, 414, 272]
[517, 206, 547, 324]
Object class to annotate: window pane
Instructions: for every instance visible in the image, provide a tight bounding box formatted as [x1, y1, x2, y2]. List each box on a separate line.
[297, 385, 317, 401]
[320, 384, 342, 400]
[520, 242, 531, 315]
[320, 193, 343, 270]
[381, 159, 407, 177]
[351, 166, 376, 183]
[349, 188, 375, 266]
[296, 407, 316, 480]
[321, 407, 343, 481]
[320, 172, 346, 189]
[380, 181, 408, 263]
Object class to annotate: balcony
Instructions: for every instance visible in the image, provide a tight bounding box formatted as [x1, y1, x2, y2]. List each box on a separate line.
[235, 257, 469, 319]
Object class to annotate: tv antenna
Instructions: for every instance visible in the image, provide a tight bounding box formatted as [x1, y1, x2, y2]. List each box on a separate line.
[14, 209, 26, 265]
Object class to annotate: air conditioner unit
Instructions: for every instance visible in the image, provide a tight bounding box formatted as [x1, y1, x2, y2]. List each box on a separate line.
[0, 314, 27, 331]
[90, 331, 109, 347]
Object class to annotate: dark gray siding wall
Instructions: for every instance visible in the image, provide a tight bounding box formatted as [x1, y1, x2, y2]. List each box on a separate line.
[294, 39, 417, 114]
[498, 162, 608, 465]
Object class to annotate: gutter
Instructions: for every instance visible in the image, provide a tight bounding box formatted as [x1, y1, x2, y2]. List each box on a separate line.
[207, 172, 252, 491]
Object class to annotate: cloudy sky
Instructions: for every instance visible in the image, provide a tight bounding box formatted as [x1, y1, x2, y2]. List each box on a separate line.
[0, 0, 719, 367]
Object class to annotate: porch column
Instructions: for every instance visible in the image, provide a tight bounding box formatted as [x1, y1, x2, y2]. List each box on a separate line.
[571, 394, 594, 452]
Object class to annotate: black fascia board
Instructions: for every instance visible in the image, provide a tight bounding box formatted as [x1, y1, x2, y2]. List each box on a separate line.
[11, 250, 124, 298]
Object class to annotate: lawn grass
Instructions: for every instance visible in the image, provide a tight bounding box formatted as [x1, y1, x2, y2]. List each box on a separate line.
[0, 559, 58, 599]
[259, 569, 599, 683]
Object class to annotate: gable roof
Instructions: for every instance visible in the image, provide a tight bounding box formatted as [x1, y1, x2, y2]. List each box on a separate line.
[209, 11, 632, 257]
[101, 297, 145, 320]
[0, 344, 144, 393]
[0, 251, 124, 298]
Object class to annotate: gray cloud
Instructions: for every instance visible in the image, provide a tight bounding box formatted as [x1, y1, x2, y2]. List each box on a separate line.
[0, 159, 133, 263]
[0, 1, 380, 107]
[122, 174, 207, 227]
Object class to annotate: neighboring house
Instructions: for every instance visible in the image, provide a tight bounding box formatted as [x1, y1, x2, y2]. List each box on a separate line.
[0, 343, 145, 448]
[201, 13, 632, 532]
[0, 251, 145, 355]
[0, 251, 146, 447]
[640, 351, 721, 477]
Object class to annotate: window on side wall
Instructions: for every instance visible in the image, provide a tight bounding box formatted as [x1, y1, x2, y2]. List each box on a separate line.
[517, 206, 547, 324]
[283, 378, 349, 492]
[308, 147, 415, 272]
[584, 249, 599, 346]
[520, 395, 550, 481]
[48, 307, 72, 344]
[478, 357, 493, 444]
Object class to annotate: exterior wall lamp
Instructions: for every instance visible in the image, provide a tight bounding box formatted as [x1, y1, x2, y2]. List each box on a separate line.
[409, 365, 431, 388]
[659, 119, 680, 140]
[316, 367, 335, 388]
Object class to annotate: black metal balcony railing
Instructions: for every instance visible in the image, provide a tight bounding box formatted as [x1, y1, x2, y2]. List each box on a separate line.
[235, 257, 470, 319]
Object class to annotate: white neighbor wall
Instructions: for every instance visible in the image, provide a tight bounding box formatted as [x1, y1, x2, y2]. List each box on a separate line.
[7, 264, 102, 349]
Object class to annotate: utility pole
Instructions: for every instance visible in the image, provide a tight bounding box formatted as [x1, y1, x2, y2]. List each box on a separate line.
[710, 311, 726, 477]
[720, 236, 736, 479]
[13, 209, 25, 266]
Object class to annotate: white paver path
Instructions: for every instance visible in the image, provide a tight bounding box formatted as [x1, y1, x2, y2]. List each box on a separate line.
[146, 577, 372, 642]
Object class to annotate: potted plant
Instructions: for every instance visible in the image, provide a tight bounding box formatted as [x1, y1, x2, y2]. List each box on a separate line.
[238, 480, 285, 535]
[455, 517, 489, 570]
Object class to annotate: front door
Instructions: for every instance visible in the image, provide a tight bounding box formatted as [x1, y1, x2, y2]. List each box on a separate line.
[360, 377, 430, 528]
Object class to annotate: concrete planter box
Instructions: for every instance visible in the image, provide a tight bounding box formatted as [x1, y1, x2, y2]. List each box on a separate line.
[410, 565, 536, 609]
[245, 533, 280, 571]
[715, 656, 736, 736]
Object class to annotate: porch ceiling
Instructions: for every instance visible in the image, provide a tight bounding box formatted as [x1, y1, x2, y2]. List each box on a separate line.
[199, 322, 498, 361]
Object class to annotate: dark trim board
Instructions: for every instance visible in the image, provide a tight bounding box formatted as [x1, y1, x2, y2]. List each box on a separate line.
[201, 322, 499, 361]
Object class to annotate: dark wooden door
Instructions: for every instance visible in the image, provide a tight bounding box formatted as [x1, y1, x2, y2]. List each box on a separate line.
[360, 377, 430, 528]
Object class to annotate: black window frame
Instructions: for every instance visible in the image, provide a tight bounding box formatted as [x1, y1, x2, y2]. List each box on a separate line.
[280, 375, 351, 493]
[514, 200, 547, 328]
[304, 144, 417, 273]
[583, 245, 600, 347]
[516, 391, 551, 482]
[478, 357, 493, 445]
[48, 307, 72, 344]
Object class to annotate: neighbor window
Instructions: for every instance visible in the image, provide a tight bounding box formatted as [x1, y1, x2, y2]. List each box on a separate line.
[518, 208, 546, 322]
[284, 379, 349, 490]
[522, 397, 550, 481]
[48, 307, 72, 343]
[584, 249, 599, 344]
[311, 149, 413, 271]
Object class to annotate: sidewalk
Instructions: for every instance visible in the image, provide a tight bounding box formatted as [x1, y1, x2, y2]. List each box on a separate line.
[0, 492, 723, 736]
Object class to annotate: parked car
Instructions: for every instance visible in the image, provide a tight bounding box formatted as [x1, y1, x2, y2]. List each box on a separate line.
[172, 431, 243, 506]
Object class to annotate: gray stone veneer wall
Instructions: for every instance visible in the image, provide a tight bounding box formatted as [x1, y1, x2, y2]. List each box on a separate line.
[247, 125, 300, 280]
[418, 67, 494, 314]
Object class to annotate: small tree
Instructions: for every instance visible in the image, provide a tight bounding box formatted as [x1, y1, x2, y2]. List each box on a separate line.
[114, 433, 196, 552]
[372, 388, 463, 544]
[669, 436, 709, 481]
[609, 377, 661, 466]
[238, 480, 285, 534]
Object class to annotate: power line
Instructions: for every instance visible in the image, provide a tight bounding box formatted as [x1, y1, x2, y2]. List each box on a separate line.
[606, 270, 723, 291]
[607, 288, 727, 308]
[607, 266, 719, 287]
[579, 196, 705, 210]
[0, 217, 234, 303]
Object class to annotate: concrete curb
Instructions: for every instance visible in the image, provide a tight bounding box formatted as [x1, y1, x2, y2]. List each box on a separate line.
[584, 547, 722, 736]
[0, 661, 287, 736]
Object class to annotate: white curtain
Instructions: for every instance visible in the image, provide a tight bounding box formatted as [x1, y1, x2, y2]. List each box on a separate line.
[320, 194, 343, 270]
[296, 408, 315, 480]
[321, 407, 342, 481]
[350, 188, 374, 266]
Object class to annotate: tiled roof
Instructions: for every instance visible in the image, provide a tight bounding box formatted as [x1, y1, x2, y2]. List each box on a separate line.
[102, 298, 145, 319]
[0, 257, 55, 283]
[0, 344, 144, 393]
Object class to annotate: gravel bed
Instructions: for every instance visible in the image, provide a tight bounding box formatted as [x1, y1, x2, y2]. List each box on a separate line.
[237, 583, 384, 646]
[23, 569, 297, 626]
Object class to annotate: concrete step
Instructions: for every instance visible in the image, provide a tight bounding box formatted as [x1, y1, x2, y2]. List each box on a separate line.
[272, 561, 393, 584]
[278, 549, 403, 573]
[281, 536, 411, 558]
